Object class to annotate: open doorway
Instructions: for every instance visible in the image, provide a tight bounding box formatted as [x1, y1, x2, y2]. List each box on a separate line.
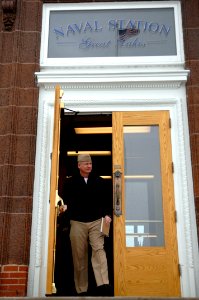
[54, 110, 113, 296]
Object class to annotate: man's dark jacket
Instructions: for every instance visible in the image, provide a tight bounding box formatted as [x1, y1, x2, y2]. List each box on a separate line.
[62, 172, 111, 222]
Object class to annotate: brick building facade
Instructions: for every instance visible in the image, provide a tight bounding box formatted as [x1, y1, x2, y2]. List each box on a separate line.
[0, 0, 199, 297]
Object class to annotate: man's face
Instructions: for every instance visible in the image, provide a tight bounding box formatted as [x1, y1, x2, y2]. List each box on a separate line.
[78, 161, 92, 176]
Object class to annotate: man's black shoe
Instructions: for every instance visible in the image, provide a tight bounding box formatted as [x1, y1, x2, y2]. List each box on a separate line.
[77, 291, 88, 296]
[96, 284, 113, 296]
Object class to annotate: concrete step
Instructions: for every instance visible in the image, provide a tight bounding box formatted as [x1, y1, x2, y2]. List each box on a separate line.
[0, 296, 199, 300]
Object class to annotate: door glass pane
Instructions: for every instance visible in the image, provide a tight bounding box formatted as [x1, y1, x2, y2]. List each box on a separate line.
[124, 125, 164, 247]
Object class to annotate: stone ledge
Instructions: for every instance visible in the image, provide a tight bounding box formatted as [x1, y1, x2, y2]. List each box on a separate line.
[1, 298, 199, 300]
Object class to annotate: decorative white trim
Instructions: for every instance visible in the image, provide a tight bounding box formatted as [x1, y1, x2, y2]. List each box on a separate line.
[35, 100, 48, 267]
[175, 98, 199, 296]
[178, 99, 194, 266]
[28, 76, 199, 297]
[35, 67, 189, 92]
[40, 82, 183, 90]
[28, 98, 54, 296]
[169, 98, 197, 296]
[38, 65, 188, 83]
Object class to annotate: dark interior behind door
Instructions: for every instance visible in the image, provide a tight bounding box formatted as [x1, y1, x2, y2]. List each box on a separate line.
[54, 111, 113, 296]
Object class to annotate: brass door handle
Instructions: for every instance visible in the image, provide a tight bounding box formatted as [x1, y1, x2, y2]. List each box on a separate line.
[114, 170, 122, 216]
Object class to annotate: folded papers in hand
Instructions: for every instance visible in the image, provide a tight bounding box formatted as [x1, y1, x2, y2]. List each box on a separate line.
[100, 217, 110, 237]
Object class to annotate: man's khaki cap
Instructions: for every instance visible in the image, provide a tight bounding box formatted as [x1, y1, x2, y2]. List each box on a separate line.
[77, 154, 92, 162]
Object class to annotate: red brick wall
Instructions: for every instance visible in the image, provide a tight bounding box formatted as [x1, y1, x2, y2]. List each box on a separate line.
[182, 0, 199, 236]
[0, 265, 28, 297]
[0, 0, 40, 297]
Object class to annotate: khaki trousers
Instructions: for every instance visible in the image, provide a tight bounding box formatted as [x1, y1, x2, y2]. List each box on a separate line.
[70, 219, 109, 294]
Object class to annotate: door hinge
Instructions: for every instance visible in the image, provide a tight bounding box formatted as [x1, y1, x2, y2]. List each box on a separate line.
[169, 117, 171, 128]
[174, 210, 177, 223]
[171, 162, 174, 173]
[178, 263, 182, 277]
[50, 152, 52, 160]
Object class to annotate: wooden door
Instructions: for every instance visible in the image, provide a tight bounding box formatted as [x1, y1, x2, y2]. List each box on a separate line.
[112, 111, 181, 297]
[46, 85, 63, 295]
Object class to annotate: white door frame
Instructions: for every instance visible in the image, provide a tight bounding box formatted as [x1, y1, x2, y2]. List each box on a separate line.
[27, 67, 199, 296]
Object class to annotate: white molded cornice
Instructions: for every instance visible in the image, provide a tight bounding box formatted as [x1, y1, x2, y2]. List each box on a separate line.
[35, 63, 190, 89]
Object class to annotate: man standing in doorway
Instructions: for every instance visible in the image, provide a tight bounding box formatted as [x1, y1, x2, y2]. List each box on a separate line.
[61, 154, 112, 296]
